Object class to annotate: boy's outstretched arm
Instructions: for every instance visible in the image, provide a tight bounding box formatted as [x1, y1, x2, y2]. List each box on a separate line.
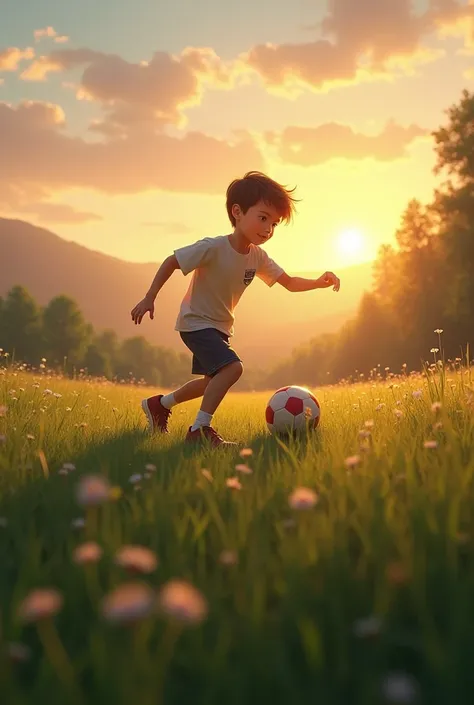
[276, 271, 340, 293]
[130, 254, 180, 325]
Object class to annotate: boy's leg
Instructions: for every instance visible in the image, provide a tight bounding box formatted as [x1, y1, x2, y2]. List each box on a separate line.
[187, 361, 243, 443]
[142, 376, 210, 434]
[200, 361, 243, 415]
[172, 375, 211, 404]
[179, 329, 243, 445]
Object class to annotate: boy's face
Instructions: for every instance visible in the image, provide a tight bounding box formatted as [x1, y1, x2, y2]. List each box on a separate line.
[232, 200, 281, 246]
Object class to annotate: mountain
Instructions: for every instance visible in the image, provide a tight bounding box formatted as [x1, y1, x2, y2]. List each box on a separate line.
[0, 218, 373, 367]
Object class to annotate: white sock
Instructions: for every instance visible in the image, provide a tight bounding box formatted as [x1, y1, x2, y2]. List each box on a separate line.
[191, 410, 213, 432]
[161, 392, 177, 409]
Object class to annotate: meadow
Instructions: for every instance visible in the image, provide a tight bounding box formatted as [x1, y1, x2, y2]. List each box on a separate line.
[0, 352, 473, 705]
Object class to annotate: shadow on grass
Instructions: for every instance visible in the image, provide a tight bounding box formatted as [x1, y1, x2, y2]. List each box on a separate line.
[7, 422, 326, 491]
[0, 422, 326, 527]
[66, 424, 325, 481]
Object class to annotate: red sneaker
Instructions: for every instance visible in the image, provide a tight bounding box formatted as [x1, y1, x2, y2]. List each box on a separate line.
[141, 395, 172, 433]
[184, 425, 237, 448]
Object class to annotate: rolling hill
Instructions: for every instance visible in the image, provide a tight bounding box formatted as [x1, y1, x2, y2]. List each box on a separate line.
[0, 218, 373, 367]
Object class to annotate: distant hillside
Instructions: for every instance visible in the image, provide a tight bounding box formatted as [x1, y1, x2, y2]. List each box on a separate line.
[0, 218, 373, 367]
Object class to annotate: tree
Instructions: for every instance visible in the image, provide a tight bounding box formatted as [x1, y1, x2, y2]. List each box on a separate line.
[42, 295, 92, 368]
[395, 199, 434, 252]
[432, 89, 474, 341]
[82, 343, 113, 378]
[264, 333, 331, 389]
[116, 337, 162, 385]
[92, 329, 120, 377]
[343, 291, 402, 374]
[152, 346, 191, 387]
[433, 89, 474, 187]
[0, 286, 43, 363]
[372, 244, 400, 306]
[393, 201, 444, 358]
[94, 329, 119, 365]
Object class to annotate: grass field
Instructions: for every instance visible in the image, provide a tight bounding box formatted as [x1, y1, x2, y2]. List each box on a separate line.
[0, 356, 473, 705]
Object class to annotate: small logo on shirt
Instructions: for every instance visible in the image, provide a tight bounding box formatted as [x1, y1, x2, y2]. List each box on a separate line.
[243, 268, 256, 286]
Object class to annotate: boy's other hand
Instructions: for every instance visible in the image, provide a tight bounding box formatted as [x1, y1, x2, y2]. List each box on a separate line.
[318, 271, 340, 292]
[131, 296, 155, 324]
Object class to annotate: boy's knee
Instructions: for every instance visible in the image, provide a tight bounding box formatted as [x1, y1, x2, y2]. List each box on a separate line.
[229, 360, 243, 380]
[212, 361, 243, 381]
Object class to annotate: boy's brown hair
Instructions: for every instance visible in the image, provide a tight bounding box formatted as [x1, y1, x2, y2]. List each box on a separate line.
[226, 171, 300, 227]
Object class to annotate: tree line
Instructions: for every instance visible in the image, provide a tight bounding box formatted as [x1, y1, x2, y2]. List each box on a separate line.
[1, 89, 473, 391]
[0, 288, 191, 387]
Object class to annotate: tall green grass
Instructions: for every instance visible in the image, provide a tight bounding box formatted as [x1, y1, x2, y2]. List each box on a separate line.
[0, 355, 473, 704]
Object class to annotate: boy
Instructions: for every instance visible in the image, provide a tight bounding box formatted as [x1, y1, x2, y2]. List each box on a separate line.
[131, 171, 340, 448]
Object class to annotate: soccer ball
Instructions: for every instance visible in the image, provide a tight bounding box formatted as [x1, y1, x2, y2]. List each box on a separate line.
[265, 385, 321, 436]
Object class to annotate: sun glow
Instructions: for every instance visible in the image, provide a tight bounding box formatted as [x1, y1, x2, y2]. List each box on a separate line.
[337, 228, 365, 258]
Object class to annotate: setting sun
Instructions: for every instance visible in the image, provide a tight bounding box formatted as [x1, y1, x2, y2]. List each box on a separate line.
[337, 228, 365, 258]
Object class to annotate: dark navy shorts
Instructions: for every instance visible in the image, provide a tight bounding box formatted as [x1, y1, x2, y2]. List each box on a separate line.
[179, 328, 242, 377]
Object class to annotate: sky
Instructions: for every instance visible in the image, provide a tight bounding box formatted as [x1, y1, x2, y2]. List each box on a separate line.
[1, 0, 473, 272]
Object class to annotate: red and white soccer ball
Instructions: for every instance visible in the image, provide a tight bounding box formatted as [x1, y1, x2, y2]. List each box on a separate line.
[265, 385, 321, 436]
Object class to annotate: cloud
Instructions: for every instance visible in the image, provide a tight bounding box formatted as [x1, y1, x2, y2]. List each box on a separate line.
[18, 1, 473, 137]
[21, 48, 102, 81]
[266, 121, 428, 166]
[441, 10, 474, 53]
[0, 100, 265, 208]
[17, 202, 102, 224]
[34, 27, 57, 41]
[0, 47, 35, 72]
[0, 96, 426, 215]
[33, 27, 69, 44]
[21, 46, 236, 132]
[13, 0, 473, 147]
[242, 0, 474, 93]
[141, 221, 193, 234]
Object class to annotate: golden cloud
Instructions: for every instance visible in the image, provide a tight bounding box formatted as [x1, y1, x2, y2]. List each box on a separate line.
[21, 46, 236, 133]
[17, 1, 473, 134]
[241, 0, 474, 93]
[34, 27, 57, 41]
[440, 12, 474, 53]
[33, 27, 70, 44]
[0, 47, 35, 72]
[21, 48, 101, 81]
[0, 100, 264, 208]
[265, 121, 428, 166]
[20, 57, 61, 81]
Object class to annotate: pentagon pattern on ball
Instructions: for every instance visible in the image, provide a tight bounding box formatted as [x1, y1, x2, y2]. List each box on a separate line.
[265, 385, 321, 436]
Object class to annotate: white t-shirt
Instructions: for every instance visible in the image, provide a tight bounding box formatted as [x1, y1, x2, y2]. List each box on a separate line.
[173, 235, 285, 337]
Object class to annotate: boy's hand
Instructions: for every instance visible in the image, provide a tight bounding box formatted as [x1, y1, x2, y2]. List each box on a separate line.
[130, 295, 155, 324]
[318, 271, 340, 291]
